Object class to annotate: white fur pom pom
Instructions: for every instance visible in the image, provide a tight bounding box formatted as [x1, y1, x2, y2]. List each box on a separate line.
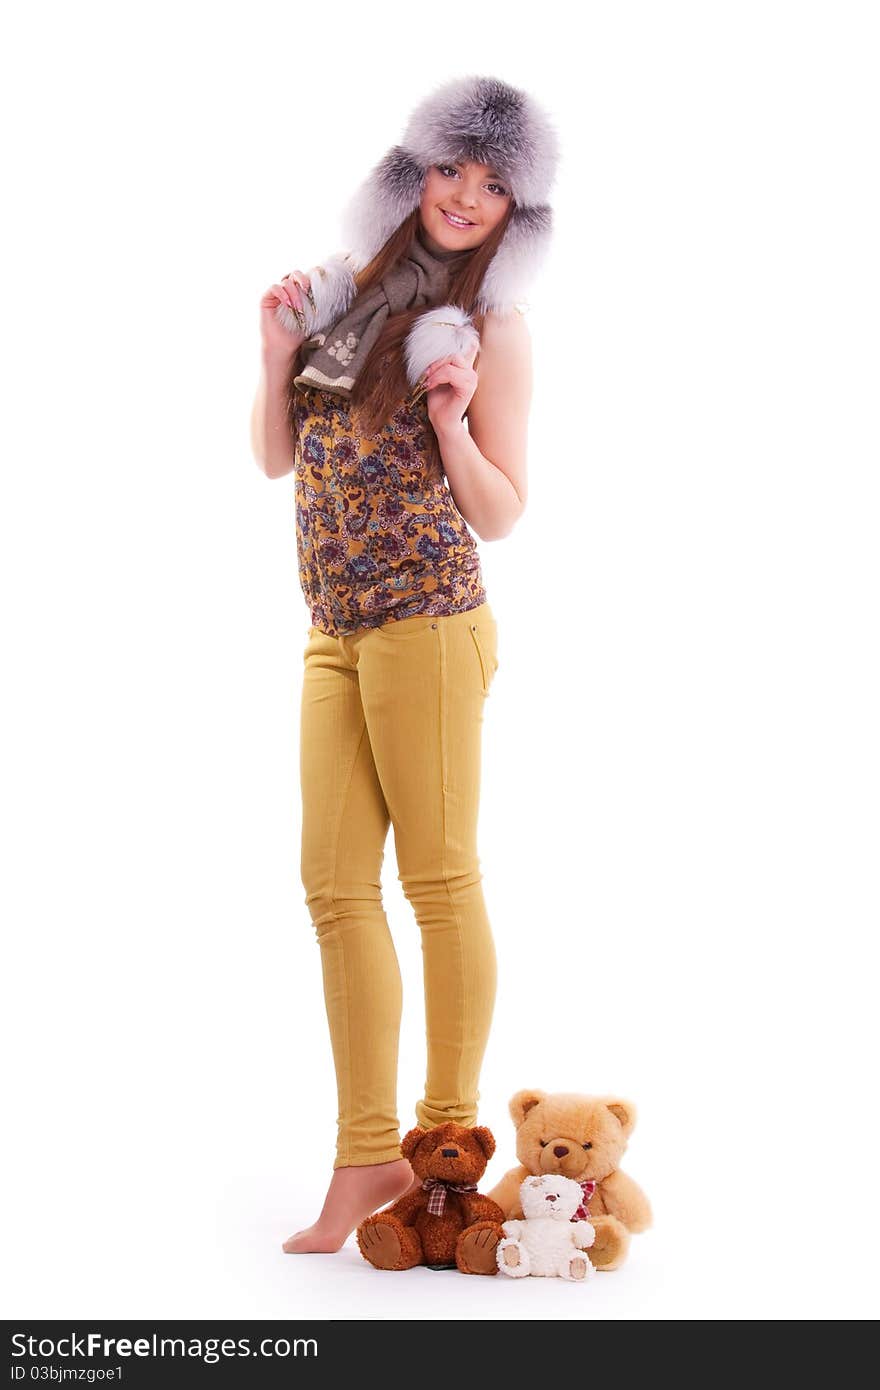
[403, 304, 481, 388]
[302, 253, 359, 335]
[274, 300, 304, 339]
[274, 252, 358, 341]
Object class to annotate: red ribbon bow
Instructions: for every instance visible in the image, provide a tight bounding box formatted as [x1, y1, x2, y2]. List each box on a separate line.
[573, 1179, 597, 1222]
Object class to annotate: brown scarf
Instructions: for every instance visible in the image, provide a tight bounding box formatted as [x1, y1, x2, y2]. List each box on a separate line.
[292, 228, 472, 400]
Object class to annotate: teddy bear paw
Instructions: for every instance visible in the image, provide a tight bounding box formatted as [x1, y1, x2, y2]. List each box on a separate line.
[589, 1215, 631, 1271]
[357, 1216, 421, 1271]
[496, 1237, 530, 1278]
[455, 1221, 502, 1276]
[563, 1251, 595, 1282]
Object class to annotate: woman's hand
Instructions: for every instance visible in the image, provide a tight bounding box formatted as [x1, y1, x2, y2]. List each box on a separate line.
[423, 346, 479, 435]
[260, 271, 312, 355]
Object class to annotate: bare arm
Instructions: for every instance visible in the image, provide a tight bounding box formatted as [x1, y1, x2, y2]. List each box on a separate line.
[250, 347, 298, 479]
[252, 270, 312, 479]
[432, 308, 532, 541]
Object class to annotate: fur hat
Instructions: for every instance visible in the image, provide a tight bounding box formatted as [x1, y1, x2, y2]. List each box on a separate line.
[290, 75, 559, 392]
[341, 73, 560, 315]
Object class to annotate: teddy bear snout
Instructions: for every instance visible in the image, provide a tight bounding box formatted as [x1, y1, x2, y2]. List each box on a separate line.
[441, 1147, 459, 1158]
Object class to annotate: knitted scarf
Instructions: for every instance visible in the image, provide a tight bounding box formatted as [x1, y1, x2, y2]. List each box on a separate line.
[292, 228, 474, 401]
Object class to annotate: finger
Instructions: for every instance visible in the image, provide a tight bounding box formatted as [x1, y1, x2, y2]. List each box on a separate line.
[427, 356, 476, 376]
[272, 287, 305, 332]
[425, 365, 476, 391]
[425, 361, 461, 383]
[285, 281, 306, 312]
[422, 347, 477, 385]
[271, 280, 301, 312]
[293, 274, 316, 315]
[283, 271, 315, 314]
[282, 271, 312, 300]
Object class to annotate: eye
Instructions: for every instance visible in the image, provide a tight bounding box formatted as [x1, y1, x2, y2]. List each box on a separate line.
[436, 164, 509, 197]
[582, 1142, 592, 1150]
[539, 1140, 548, 1147]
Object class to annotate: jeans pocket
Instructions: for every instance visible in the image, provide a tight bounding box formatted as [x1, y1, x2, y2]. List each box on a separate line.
[376, 612, 439, 642]
[468, 618, 497, 695]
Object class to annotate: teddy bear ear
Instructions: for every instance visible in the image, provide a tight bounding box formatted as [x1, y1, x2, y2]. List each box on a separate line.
[470, 1125, 495, 1160]
[604, 1099, 637, 1136]
[400, 1126, 428, 1159]
[509, 1090, 547, 1126]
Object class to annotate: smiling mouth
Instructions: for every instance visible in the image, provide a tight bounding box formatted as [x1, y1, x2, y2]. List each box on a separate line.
[440, 208, 476, 228]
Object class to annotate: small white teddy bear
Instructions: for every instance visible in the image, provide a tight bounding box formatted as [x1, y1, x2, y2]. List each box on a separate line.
[496, 1174, 596, 1281]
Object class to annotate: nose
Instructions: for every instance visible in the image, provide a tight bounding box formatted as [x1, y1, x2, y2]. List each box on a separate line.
[441, 1148, 459, 1158]
[553, 1145, 569, 1157]
[545, 1194, 557, 1202]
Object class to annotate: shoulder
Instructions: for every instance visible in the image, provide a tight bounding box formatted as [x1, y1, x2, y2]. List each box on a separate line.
[476, 306, 532, 375]
[480, 305, 532, 347]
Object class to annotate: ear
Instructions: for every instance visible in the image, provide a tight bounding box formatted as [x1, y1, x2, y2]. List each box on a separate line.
[400, 1126, 428, 1160]
[470, 1126, 495, 1160]
[604, 1099, 637, 1136]
[509, 1090, 547, 1127]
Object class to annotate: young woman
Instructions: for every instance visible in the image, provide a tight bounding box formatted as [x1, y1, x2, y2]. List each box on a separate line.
[250, 75, 558, 1255]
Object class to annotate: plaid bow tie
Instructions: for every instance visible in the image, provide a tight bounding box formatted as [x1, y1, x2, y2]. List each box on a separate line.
[573, 1180, 597, 1222]
[422, 1177, 478, 1216]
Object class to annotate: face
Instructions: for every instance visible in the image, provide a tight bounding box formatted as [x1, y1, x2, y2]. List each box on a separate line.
[520, 1174, 582, 1221]
[517, 1101, 628, 1182]
[419, 159, 512, 253]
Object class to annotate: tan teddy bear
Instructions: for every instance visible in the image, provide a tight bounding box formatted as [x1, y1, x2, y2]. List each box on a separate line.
[487, 1090, 651, 1270]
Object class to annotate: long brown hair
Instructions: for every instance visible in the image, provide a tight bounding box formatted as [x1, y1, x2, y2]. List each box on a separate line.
[284, 203, 514, 442]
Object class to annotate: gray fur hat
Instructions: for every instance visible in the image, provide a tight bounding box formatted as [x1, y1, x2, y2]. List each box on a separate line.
[285, 74, 559, 389]
[342, 73, 559, 312]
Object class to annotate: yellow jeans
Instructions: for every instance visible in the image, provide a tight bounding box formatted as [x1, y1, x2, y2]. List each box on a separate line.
[299, 601, 500, 1168]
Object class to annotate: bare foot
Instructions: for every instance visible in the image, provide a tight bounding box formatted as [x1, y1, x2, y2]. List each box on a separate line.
[282, 1158, 413, 1254]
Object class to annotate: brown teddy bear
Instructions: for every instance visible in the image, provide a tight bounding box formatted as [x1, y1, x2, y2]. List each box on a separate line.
[487, 1091, 651, 1271]
[357, 1122, 505, 1274]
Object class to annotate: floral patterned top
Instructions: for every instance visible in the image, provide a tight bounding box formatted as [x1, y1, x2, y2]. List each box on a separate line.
[291, 385, 487, 637]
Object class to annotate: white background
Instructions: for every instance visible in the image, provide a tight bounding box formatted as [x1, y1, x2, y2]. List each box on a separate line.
[3, 1, 877, 1321]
